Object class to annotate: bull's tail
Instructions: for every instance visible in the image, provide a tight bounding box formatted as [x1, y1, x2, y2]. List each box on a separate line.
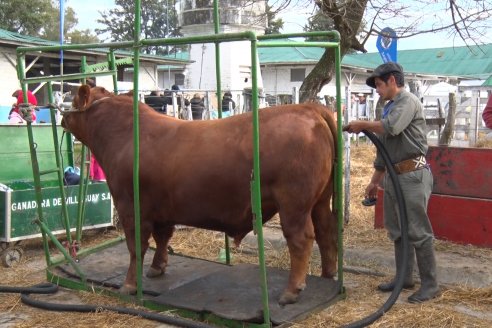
[318, 106, 338, 163]
[318, 105, 339, 216]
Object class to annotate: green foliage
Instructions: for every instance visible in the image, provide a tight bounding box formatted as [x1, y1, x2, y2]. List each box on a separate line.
[96, 0, 181, 55]
[264, 4, 283, 35]
[0, 0, 99, 43]
[303, 10, 335, 41]
[0, 0, 54, 35]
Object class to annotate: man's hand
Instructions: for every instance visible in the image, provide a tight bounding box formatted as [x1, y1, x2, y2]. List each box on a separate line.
[342, 121, 367, 134]
[343, 120, 385, 134]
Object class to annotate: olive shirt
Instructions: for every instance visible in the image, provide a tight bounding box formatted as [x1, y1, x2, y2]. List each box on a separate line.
[375, 89, 435, 247]
[374, 90, 428, 170]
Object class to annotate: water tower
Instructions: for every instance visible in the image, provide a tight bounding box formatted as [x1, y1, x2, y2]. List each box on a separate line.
[178, 0, 266, 94]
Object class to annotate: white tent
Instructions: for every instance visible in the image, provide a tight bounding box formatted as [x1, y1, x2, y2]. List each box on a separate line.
[424, 82, 457, 96]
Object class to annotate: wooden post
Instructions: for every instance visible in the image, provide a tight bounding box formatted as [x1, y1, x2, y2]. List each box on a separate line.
[439, 93, 456, 145]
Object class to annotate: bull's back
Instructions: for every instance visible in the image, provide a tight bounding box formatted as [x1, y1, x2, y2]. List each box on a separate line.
[137, 104, 335, 215]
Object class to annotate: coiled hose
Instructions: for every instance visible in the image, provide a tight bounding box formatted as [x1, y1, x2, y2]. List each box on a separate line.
[0, 283, 215, 328]
[342, 130, 411, 328]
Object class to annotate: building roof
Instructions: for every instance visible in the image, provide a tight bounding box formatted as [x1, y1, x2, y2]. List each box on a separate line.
[0, 27, 189, 65]
[258, 41, 492, 80]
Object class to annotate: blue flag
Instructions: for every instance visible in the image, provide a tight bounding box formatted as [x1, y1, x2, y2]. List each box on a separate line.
[376, 27, 398, 63]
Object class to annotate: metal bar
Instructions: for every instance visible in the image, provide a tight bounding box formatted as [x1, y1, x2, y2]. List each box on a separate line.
[16, 53, 52, 267]
[334, 45, 345, 292]
[212, 0, 230, 263]
[16, 41, 135, 53]
[133, 0, 144, 302]
[76, 147, 89, 242]
[38, 168, 60, 175]
[258, 41, 339, 48]
[76, 56, 91, 243]
[36, 219, 86, 281]
[214, 0, 223, 119]
[46, 82, 73, 246]
[250, 37, 271, 326]
[109, 50, 118, 94]
[22, 70, 117, 84]
[141, 31, 256, 46]
[258, 31, 341, 41]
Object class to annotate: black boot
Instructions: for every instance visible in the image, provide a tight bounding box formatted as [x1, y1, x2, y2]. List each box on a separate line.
[378, 240, 415, 292]
[408, 239, 440, 303]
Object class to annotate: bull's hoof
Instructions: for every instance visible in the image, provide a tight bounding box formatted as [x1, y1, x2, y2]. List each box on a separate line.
[119, 284, 137, 295]
[278, 290, 299, 306]
[146, 266, 165, 278]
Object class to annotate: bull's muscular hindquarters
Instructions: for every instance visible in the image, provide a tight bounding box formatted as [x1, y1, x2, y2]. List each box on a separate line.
[63, 85, 338, 306]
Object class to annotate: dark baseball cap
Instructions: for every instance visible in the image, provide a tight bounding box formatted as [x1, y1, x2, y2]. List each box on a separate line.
[366, 62, 403, 88]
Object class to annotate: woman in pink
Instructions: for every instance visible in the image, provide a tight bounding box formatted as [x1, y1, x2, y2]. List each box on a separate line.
[9, 90, 38, 123]
[483, 95, 492, 129]
[90, 154, 106, 182]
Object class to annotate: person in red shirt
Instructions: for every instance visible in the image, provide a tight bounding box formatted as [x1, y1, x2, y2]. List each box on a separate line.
[483, 94, 492, 129]
[9, 89, 38, 123]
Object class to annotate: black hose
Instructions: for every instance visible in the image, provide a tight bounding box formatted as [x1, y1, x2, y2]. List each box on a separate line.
[1, 283, 216, 328]
[342, 130, 410, 328]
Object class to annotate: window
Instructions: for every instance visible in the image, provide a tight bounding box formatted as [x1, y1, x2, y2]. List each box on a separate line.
[175, 73, 185, 86]
[290, 68, 305, 82]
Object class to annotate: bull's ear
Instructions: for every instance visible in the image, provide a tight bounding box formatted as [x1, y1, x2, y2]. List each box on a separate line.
[78, 85, 91, 109]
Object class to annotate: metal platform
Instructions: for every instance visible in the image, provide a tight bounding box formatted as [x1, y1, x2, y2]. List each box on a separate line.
[53, 241, 342, 326]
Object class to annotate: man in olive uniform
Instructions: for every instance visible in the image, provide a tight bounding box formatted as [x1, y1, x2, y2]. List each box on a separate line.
[343, 62, 439, 303]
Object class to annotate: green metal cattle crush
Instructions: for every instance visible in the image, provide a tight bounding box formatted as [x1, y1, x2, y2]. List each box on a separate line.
[14, 1, 345, 326]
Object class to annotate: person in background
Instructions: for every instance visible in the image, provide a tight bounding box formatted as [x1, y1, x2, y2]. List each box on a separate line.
[483, 94, 492, 129]
[90, 153, 106, 182]
[190, 93, 205, 120]
[170, 84, 190, 111]
[144, 90, 167, 113]
[343, 62, 439, 303]
[9, 89, 37, 123]
[221, 91, 236, 112]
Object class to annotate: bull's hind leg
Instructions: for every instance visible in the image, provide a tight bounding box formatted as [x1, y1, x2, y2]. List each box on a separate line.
[279, 209, 315, 305]
[312, 187, 338, 278]
[147, 223, 174, 278]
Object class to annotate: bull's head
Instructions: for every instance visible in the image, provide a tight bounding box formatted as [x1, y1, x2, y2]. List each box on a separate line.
[61, 85, 113, 140]
[72, 85, 113, 111]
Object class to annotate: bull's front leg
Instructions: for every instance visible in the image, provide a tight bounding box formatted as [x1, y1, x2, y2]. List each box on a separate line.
[280, 216, 315, 305]
[120, 224, 151, 294]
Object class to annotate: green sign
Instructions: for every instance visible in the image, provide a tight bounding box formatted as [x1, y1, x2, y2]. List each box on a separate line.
[1, 183, 113, 241]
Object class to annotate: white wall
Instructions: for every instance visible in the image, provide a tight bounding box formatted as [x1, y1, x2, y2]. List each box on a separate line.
[0, 48, 21, 107]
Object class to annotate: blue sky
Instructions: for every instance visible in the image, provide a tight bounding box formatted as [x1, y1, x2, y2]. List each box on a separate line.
[69, 0, 488, 52]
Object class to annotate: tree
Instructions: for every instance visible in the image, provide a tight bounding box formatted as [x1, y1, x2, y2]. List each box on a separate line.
[96, 0, 181, 55]
[265, 4, 284, 34]
[0, 0, 99, 43]
[0, 0, 54, 36]
[268, 0, 492, 102]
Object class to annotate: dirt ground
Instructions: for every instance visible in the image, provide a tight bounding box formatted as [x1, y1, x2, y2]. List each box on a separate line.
[1, 143, 491, 328]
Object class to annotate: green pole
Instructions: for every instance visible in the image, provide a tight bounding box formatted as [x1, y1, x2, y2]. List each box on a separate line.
[213, 0, 223, 119]
[250, 36, 271, 326]
[133, 0, 144, 302]
[334, 45, 345, 292]
[212, 0, 230, 264]
[109, 50, 118, 94]
[76, 56, 90, 243]
[46, 82, 73, 246]
[16, 53, 52, 266]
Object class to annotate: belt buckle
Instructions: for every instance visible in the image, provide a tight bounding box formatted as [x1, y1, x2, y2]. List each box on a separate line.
[412, 155, 426, 170]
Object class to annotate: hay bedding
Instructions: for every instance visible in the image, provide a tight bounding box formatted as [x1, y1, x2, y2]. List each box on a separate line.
[1, 144, 492, 327]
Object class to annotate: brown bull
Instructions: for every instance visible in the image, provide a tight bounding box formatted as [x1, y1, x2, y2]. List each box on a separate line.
[62, 85, 338, 305]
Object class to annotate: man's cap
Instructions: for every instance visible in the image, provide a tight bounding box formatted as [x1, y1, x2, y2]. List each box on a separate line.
[366, 62, 403, 88]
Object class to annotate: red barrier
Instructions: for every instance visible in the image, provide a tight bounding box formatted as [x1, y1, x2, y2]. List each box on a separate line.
[374, 146, 492, 248]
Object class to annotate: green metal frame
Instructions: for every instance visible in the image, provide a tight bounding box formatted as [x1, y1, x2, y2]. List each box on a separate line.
[15, 0, 345, 326]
